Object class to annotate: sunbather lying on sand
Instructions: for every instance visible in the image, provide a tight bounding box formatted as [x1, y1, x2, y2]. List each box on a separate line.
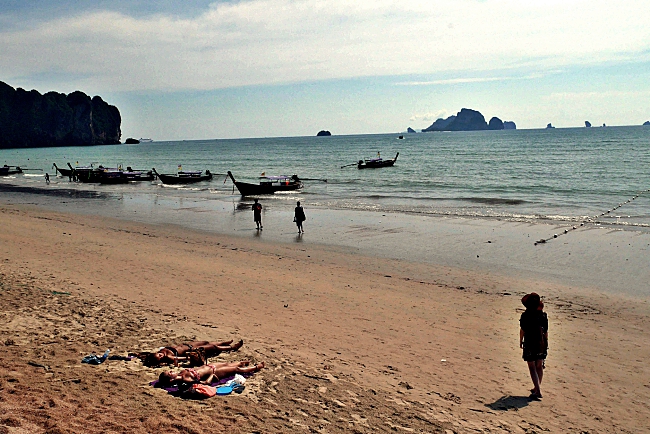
[133, 339, 243, 367]
[157, 360, 265, 387]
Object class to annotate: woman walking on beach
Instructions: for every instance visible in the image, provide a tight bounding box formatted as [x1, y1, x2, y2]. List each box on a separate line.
[294, 201, 306, 233]
[519, 292, 548, 399]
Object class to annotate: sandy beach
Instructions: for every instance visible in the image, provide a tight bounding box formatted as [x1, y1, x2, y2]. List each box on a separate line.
[1, 202, 649, 433]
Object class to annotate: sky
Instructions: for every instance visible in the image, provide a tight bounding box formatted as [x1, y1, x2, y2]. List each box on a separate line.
[1, 0, 649, 140]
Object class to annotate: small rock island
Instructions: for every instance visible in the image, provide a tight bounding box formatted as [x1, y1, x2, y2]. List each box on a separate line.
[643, 121, 650, 126]
[0, 81, 121, 149]
[585, 121, 592, 128]
[316, 130, 331, 136]
[422, 108, 516, 132]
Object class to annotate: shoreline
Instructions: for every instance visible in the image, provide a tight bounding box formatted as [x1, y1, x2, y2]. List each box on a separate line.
[1, 202, 649, 433]
[1, 182, 649, 299]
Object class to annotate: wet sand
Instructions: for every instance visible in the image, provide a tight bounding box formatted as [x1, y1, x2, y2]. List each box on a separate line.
[1, 202, 649, 433]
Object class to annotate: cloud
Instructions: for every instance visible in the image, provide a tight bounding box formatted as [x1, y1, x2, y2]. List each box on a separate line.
[1, 0, 649, 93]
[396, 73, 550, 86]
[409, 110, 448, 123]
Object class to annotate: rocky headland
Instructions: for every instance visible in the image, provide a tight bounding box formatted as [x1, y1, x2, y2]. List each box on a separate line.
[316, 130, 331, 136]
[0, 81, 121, 149]
[422, 108, 515, 132]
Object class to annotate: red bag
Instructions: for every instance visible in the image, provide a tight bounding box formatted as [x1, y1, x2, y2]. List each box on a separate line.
[189, 384, 216, 398]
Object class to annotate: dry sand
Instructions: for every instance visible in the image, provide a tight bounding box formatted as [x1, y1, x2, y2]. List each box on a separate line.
[1, 204, 649, 433]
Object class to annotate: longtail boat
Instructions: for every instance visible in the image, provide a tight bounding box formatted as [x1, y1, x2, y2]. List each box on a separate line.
[357, 152, 399, 169]
[68, 163, 115, 183]
[99, 168, 155, 184]
[52, 163, 73, 177]
[1, 165, 22, 175]
[152, 168, 213, 184]
[227, 171, 303, 196]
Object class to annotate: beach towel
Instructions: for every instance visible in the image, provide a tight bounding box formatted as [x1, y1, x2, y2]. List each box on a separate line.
[150, 373, 251, 399]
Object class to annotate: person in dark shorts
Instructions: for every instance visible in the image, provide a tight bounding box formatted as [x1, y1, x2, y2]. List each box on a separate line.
[252, 199, 263, 230]
[294, 201, 306, 233]
[519, 292, 548, 399]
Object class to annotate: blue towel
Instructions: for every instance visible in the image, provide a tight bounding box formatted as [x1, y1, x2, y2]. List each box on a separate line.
[81, 349, 110, 365]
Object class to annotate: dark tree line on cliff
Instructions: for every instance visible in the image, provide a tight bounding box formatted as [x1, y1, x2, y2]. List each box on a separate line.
[0, 81, 121, 149]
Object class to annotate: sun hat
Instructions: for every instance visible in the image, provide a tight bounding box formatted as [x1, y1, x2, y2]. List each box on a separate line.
[521, 293, 541, 310]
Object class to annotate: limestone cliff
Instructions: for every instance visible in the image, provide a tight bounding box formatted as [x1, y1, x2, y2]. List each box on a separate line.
[0, 81, 121, 149]
[422, 109, 513, 132]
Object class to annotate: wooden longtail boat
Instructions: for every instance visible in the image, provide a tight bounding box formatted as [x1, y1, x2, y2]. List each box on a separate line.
[1, 165, 22, 175]
[152, 168, 213, 184]
[52, 163, 73, 177]
[357, 152, 399, 169]
[99, 168, 155, 184]
[68, 163, 114, 183]
[227, 171, 303, 196]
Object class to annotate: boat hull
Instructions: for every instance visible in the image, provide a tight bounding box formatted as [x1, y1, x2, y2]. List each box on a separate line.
[152, 168, 213, 184]
[99, 171, 155, 184]
[233, 181, 302, 196]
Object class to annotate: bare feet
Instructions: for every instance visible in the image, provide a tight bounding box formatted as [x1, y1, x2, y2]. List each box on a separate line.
[231, 339, 243, 351]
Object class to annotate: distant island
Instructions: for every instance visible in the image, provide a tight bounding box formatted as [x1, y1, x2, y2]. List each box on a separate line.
[546, 123, 555, 129]
[643, 121, 649, 126]
[316, 130, 331, 136]
[0, 81, 121, 149]
[585, 121, 592, 128]
[407, 127, 416, 133]
[422, 108, 516, 132]
[125, 138, 140, 144]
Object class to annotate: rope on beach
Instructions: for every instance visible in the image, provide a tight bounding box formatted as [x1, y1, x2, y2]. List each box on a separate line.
[534, 188, 650, 245]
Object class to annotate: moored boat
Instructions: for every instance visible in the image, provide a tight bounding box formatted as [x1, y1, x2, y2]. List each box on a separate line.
[99, 168, 155, 184]
[68, 163, 113, 183]
[1, 165, 23, 175]
[53, 163, 73, 177]
[357, 152, 399, 169]
[227, 171, 303, 196]
[152, 168, 213, 184]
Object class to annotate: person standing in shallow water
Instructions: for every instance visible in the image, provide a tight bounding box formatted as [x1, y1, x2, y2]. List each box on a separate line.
[519, 292, 548, 400]
[252, 199, 263, 230]
[294, 201, 306, 233]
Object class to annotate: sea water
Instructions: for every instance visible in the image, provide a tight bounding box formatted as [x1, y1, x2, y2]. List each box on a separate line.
[1, 126, 649, 297]
[1, 126, 649, 228]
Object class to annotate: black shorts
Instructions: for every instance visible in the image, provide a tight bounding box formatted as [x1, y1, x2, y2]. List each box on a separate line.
[522, 345, 547, 362]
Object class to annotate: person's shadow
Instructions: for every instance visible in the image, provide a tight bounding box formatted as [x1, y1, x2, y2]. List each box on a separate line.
[485, 395, 531, 411]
